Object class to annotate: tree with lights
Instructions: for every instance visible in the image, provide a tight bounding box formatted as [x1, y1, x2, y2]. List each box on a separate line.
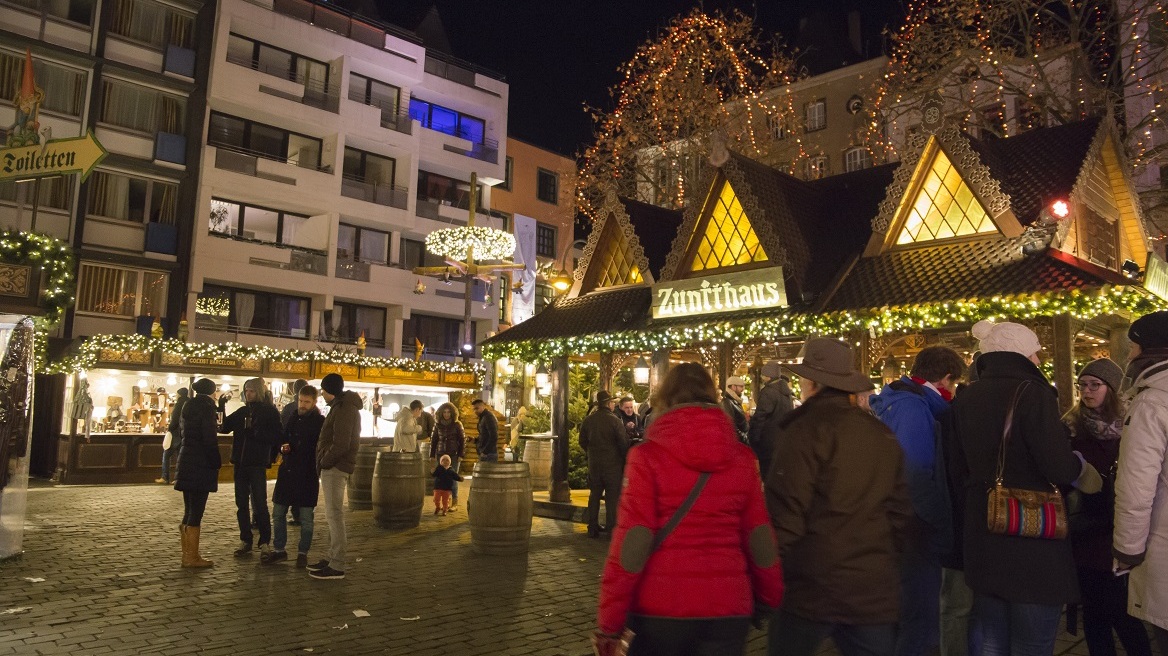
[868, 0, 1168, 237]
[576, 9, 801, 222]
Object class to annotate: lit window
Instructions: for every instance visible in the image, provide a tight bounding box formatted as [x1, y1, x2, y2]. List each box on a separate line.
[767, 114, 787, 140]
[896, 143, 997, 245]
[690, 181, 768, 271]
[77, 263, 168, 318]
[805, 156, 829, 180]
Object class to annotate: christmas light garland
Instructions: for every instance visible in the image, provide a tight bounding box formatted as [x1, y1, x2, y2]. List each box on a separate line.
[483, 286, 1168, 362]
[425, 227, 516, 261]
[45, 334, 486, 386]
[0, 230, 76, 325]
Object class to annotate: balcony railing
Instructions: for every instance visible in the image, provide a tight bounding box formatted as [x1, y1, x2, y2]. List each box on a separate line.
[345, 90, 413, 135]
[195, 320, 310, 340]
[443, 136, 499, 164]
[317, 332, 387, 349]
[247, 249, 328, 276]
[424, 50, 506, 85]
[341, 174, 408, 209]
[211, 143, 332, 181]
[228, 52, 340, 113]
[271, 0, 422, 49]
[334, 257, 371, 282]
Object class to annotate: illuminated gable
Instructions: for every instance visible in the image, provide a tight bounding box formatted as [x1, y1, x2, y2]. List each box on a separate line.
[896, 144, 998, 245]
[581, 218, 643, 292]
[689, 181, 768, 272]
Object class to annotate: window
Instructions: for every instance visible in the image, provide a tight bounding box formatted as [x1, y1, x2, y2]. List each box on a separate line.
[844, 147, 872, 173]
[348, 73, 400, 114]
[804, 155, 829, 180]
[417, 170, 483, 209]
[227, 34, 329, 91]
[208, 112, 322, 169]
[0, 52, 86, 116]
[11, 0, 96, 25]
[326, 302, 386, 347]
[536, 222, 556, 259]
[1080, 206, 1118, 270]
[689, 181, 768, 271]
[402, 314, 471, 356]
[108, 0, 193, 49]
[767, 114, 787, 141]
[0, 177, 72, 211]
[896, 145, 997, 245]
[804, 99, 826, 132]
[534, 283, 555, 314]
[195, 284, 309, 338]
[398, 236, 444, 269]
[99, 78, 185, 134]
[342, 147, 395, 186]
[408, 98, 485, 143]
[208, 198, 309, 247]
[77, 263, 167, 318]
[336, 224, 389, 265]
[537, 168, 558, 204]
[499, 157, 513, 191]
[88, 171, 177, 224]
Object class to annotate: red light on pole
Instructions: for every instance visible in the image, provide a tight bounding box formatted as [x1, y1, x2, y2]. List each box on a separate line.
[1050, 200, 1069, 218]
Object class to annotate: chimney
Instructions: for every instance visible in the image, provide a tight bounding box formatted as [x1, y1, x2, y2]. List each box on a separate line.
[848, 10, 862, 56]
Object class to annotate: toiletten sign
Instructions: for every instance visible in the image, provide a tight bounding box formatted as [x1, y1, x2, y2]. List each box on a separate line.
[1145, 252, 1168, 303]
[651, 267, 787, 320]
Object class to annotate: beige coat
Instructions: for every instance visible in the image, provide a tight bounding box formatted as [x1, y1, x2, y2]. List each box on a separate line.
[393, 407, 421, 452]
[1115, 361, 1168, 630]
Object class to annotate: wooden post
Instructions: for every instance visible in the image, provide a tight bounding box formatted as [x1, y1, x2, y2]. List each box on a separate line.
[1109, 324, 1132, 368]
[598, 352, 614, 394]
[1052, 314, 1076, 415]
[649, 348, 670, 396]
[549, 356, 571, 503]
[717, 344, 733, 391]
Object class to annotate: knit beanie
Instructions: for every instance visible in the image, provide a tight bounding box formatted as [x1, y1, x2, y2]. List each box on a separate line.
[972, 320, 1042, 358]
[1128, 311, 1168, 350]
[243, 377, 269, 403]
[320, 373, 345, 396]
[761, 361, 783, 380]
[292, 378, 308, 395]
[192, 378, 216, 395]
[1078, 358, 1124, 392]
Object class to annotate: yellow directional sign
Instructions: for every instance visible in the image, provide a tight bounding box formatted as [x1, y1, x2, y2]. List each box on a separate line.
[0, 130, 107, 183]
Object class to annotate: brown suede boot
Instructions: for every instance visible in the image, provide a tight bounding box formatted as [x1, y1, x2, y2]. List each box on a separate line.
[179, 524, 188, 565]
[182, 526, 213, 568]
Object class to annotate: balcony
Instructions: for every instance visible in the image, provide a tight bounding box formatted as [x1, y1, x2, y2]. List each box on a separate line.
[316, 331, 386, 349]
[271, 0, 421, 50]
[228, 51, 340, 113]
[345, 91, 413, 135]
[423, 51, 506, 87]
[340, 174, 408, 209]
[442, 134, 499, 164]
[211, 144, 331, 185]
[194, 320, 310, 341]
[246, 248, 328, 276]
[334, 257, 371, 282]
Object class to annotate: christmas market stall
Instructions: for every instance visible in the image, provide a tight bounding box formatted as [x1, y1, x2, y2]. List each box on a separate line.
[482, 116, 1168, 501]
[46, 335, 482, 484]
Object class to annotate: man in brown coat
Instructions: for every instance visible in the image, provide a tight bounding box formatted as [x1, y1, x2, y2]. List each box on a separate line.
[308, 373, 361, 580]
[765, 338, 912, 656]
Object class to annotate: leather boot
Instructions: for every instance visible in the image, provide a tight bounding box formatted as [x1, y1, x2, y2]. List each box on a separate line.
[179, 524, 188, 565]
[182, 526, 213, 568]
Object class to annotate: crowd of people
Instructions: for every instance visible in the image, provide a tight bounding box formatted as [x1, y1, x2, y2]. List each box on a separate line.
[591, 311, 1168, 656]
[170, 372, 498, 580]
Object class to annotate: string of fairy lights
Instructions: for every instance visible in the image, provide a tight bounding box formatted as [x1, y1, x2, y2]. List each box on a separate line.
[482, 286, 1168, 363]
[0, 230, 76, 326]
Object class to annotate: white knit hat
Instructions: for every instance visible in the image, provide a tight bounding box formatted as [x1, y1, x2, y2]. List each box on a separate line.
[972, 320, 1042, 358]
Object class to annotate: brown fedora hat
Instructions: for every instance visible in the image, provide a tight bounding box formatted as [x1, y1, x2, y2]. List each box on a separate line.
[786, 338, 873, 393]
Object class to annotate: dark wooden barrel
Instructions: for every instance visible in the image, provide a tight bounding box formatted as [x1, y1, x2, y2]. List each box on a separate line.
[468, 462, 533, 555]
[372, 451, 424, 529]
[348, 441, 392, 510]
[419, 440, 434, 495]
[522, 436, 553, 492]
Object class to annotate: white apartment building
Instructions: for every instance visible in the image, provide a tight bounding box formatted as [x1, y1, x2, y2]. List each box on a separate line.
[189, 0, 507, 360]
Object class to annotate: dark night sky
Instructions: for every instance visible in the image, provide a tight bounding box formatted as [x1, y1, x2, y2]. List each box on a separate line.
[370, 0, 906, 157]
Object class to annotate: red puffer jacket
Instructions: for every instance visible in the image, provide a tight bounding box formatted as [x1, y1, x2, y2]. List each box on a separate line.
[597, 403, 783, 634]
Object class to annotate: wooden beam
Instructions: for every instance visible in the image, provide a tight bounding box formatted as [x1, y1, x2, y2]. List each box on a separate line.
[549, 356, 571, 503]
[1052, 314, 1076, 415]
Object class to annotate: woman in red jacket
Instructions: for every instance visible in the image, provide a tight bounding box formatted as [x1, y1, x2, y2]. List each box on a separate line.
[594, 363, 784, 655]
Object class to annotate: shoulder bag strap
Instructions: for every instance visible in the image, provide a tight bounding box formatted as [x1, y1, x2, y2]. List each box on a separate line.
[994, 381, 1031, 485]
[650, 472, 711, 553]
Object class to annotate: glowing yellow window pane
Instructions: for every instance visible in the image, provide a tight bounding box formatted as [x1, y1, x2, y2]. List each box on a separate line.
[896, 147, 998, 245]
[586, 218, 645, 289]
[689, 181, 768, 271]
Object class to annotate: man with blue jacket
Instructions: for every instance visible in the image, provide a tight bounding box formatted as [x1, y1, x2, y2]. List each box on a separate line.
[869, 346, 966, 656]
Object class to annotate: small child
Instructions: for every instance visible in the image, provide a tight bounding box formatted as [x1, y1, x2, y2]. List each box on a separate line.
[432, 454, 463, 516]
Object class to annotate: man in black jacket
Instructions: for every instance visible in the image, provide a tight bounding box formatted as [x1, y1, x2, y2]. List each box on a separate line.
[222, 377, 282, 558]
[579, 390, 629, 538]
[157, 388, 188, 484]
[264, 384, 324, 568]
[472, 399, 498, 462]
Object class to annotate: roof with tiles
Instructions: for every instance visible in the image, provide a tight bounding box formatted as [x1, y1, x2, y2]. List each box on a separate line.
[481, 285, 651, 346]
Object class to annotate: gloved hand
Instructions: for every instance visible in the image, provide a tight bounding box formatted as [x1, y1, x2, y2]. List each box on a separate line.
[1072, 451, 1103, 494]
[591, 629, 634, 656]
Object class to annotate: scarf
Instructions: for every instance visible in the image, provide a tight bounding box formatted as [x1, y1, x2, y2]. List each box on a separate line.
[1072, 406, 1123, 441]
[910, 376, 953, 402]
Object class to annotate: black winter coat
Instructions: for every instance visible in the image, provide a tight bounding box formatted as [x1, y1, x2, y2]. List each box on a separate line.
[167, 394, 188, 436]
[948, 351, 1084, 605]
[272, 408, 324, 508]
[476, 411, 499, 459]
[174, 394, 221, 493]
[223, 401, 282, 468]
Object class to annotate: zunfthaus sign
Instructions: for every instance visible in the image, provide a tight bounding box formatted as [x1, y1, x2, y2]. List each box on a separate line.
[651, 268, 788, 320]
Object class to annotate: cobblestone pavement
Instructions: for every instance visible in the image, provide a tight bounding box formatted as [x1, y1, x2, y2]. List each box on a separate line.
[0, 481, 1151, 655]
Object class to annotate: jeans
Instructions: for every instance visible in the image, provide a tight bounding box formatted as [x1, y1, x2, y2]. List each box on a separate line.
[768, 610, 896, 656]
[627, 615, 749, 655]
[587, 465, 623, 533]
[160, 446, 176, 482]
[969, 594, 1062, 656]
[448, 457, 460, 502]
[896, 549, 941, 656]
[1077, 567, 1152, 656]
[234, 465, 271, 546]
[1154, 625, 1168, 656]
[320, 468, 348, 571]
[940, 568, 974, 656]
[272, 503, 314, 555]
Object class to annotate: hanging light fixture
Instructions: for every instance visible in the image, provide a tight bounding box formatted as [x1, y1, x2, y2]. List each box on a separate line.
[535, 363, 549, 388]
[633, 356, 650, 385]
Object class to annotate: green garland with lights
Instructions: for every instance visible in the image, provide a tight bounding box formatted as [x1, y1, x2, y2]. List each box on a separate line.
[0, 230, 76, 325]
[483, 286, 1168, 362]
[45, 334, 486, 386]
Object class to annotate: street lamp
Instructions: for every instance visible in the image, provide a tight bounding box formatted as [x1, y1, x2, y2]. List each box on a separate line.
[548, 238, 588, 294]
[633, 357, 650, 385]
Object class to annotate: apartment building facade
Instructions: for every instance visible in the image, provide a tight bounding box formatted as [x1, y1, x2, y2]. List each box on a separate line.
[189, 0, 507, 360]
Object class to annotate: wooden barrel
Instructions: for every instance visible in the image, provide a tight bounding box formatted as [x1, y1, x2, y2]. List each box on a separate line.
[419, 440, 434, 495]
[468, 462, 533, 555]
[522, 436, 553, 492]
[372, 451, 424, 529]
[348, 442, 392, 510]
